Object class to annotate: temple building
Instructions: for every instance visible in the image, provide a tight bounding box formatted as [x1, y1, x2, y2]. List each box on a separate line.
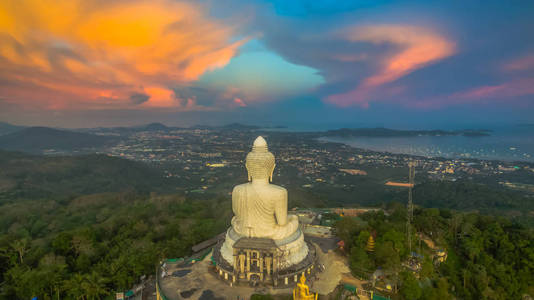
[232, 238, 278, 282]
[212, 136, 316, 286]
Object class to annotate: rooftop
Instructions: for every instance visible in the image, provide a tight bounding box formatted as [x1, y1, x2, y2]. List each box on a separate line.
[233, 237, 278, 250]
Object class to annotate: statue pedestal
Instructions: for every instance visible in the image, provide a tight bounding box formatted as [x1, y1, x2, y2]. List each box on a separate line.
[220, 227, 309, 270]
[213, 227, 316, 287]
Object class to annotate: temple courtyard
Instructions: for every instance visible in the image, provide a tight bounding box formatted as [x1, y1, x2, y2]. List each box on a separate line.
[158, 239, 359, 300]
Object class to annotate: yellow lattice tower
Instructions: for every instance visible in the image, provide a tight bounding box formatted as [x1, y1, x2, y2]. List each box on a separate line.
[366, 235, 375, 252]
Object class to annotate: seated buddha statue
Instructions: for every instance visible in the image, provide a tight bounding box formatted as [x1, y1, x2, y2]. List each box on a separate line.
[230, 136, 299, 240]
[293, 274, 317, 300]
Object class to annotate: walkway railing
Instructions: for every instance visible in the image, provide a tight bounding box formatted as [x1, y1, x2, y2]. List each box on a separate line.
[343, 284, 391, 300]
[156, 248, 215, 300]
[156, 263, 170, 300]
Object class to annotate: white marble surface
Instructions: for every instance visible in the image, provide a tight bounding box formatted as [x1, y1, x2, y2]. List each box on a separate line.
[220, 136, 309, 268]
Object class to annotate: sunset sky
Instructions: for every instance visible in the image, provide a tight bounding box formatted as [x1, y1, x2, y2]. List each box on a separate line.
[1, 0, 533, 128]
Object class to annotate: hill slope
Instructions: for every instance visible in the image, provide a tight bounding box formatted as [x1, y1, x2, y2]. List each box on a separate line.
[0, 127, 117, 153]
[0, 122, 25, 136]
[0, 150, 174, 200]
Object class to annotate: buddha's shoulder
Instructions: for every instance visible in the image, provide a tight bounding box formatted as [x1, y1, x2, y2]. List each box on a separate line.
[267, 184, 287, 194]
[233, 183, 250, 192]
[233, 183, 286, 194]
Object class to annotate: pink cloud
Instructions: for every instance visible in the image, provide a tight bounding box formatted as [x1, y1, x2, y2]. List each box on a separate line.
[409, 78, 534, 109]
[233, 98, 247, 107]
[326, 24, 456, 107]
[502, 54, 534, 71]
[452, 78, 534, 100]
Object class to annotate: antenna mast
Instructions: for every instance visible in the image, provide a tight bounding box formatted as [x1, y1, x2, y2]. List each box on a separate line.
[407, 162, 415, 255]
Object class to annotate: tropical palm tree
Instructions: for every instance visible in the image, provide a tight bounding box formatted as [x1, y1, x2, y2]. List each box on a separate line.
[63, 273, 87, 300]
[83, 271, 109, 300]
[10, 239, 29, 264]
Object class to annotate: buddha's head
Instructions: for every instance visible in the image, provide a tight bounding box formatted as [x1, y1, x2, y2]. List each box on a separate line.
[299, 273, 307, 284]
[246, 136, 275, 182]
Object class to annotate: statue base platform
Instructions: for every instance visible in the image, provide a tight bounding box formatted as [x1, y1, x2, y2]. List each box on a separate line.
[213, 228, 316, 287]
[220, 227, 309, 269]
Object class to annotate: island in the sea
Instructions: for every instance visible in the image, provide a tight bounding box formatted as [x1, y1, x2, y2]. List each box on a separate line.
[322, 127, 492, 138]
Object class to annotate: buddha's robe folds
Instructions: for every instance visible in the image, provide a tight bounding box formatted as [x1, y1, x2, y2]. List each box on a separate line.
[231, 182, 299, 240]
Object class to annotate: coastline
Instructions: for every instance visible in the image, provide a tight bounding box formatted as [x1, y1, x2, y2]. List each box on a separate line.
[317, 135, 534, 164]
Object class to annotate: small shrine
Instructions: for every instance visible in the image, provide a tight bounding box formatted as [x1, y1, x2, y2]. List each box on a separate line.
[293, 273, 317, 300]
[233, 238, 280, 284]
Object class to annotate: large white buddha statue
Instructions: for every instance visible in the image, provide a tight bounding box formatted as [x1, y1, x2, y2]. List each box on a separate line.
[220, 136, 309, 269]
[231, 136, 299, 239]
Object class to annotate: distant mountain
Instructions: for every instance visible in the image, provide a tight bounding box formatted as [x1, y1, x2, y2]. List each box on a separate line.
[189, 123, 260, 130]
[0, 127, 117, 153]
[222, 123, 260, 130]
[0, 122, 25, 136]
[0, 150, 173, 199]
[324, 127, 491, 138]
[189, 124, 214, 129]
[142, 122, 169, 131]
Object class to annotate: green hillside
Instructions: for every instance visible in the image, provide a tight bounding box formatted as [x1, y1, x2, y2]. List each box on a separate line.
[0, 151, 227, 299]
[0, 127, 117, 153]
[0, 150, 174, 201]
[0, 122, 25, 136]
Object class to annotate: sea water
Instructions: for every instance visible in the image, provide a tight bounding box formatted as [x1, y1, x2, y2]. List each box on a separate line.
[318, 126, 534, 163]
[262, 123, 534, 163]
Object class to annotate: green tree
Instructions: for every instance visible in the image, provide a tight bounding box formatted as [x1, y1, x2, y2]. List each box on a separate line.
[64, 273, 87, 300]
[400, 271, 422, 300]
[334, 217, 362, 251]
[420, 258, 434, 279]
[382, 229, 405, 257]
[435, 278, 452, 300]
[356, 230, 371, 249]
[83, 271, 109, 300]
[52, 232, 73, 256]
[10, 239, 29, 265]
[375, 241, 400, 271]
[350, 247, 373, 277]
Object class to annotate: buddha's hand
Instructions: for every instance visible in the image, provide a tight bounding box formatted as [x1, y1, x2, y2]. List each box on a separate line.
[288, 214, 299, 223]
[231, 216, 239, 230]
[286, 215, 299, 231]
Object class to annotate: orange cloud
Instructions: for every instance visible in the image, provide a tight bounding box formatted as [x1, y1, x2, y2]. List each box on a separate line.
[0, 0, 245, 111]
[141, 86, 177, 108]
[327, 24, 455, 107]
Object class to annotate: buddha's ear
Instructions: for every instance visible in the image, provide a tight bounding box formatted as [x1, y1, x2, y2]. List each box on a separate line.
[246, 164, 251, 181]
[270, 163, 276, 182]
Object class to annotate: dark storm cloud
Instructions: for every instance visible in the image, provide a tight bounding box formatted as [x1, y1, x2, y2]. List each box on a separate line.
[129, 93, 150, 105]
